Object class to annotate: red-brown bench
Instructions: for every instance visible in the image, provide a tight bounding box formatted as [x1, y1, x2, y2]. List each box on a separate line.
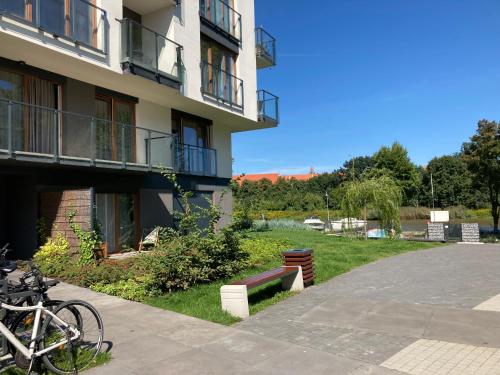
[220, 266, 304, 318]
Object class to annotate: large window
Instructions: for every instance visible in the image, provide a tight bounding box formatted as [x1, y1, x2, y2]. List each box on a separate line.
[0, 68, 60, 154]
[95, 94, 135, 163]
[0, 0, 100, 50]
[172, 110, 216, 176]
[172, 110, 210, 148]
[96, 193, 139, 254]
[201, 36, 238, 103]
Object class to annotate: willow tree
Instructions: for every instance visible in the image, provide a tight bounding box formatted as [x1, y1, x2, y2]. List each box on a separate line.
[337, 176, 402, 238]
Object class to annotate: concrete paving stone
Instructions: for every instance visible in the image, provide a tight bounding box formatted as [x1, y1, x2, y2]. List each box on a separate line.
[251, 345, 364, 375]
[348, 364, 408, 374]
[424, 306, 500, 347]
[139, 348, 250, 375]
[200, 330, 291, 366]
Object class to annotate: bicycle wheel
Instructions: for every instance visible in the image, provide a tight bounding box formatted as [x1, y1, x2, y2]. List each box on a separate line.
[7, 300, 65, 363]
[40, 300, 104, 375]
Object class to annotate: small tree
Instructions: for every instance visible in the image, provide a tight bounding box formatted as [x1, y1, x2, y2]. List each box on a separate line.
[462, 120, 500, 233]
[337, 176, 402, 238]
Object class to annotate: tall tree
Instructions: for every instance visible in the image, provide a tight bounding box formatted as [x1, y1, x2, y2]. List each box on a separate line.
[462, 120, 500, 232]
[341, 156, 374, 181]
[369, 143, 421, 206]
[421, 154, 484, 208]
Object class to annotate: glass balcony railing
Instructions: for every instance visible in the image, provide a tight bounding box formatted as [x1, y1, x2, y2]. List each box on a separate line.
[0, 98, 175, 170]
[174, 142, 217, 177]
[257, 90, 279, 124]
[199, 0, 241, 42]
[201, 61, 244, 108]
[255, 28, 276, 69]
[0, 0, 107, 54]
[120, 18, 183, 85]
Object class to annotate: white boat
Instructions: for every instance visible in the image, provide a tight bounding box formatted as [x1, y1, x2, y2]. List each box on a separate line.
[303, 217, 325, 230]
[326, 218, 367, 232]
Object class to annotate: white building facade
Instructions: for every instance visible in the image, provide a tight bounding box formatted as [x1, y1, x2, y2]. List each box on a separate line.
[0, 0, 278, 258]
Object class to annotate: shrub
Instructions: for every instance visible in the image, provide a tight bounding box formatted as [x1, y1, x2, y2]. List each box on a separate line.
[241, 237, 291, 267]
[91, 280, 149, 302]
[131, 229, 248, 294]
[33, 233, 71, 276]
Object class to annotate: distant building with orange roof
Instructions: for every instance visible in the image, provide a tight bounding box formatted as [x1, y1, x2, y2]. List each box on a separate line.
[233, 168, 319, 184]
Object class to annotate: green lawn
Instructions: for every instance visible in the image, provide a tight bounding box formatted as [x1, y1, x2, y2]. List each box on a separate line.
[146, 229, 443, 325]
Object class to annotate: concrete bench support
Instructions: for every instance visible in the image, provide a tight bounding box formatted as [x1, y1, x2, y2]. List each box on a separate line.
[220, 266, 304, 319]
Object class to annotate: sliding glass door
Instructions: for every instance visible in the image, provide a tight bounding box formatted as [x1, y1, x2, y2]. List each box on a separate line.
[96, 193, 139, 254]
[95, 96, 135, 163]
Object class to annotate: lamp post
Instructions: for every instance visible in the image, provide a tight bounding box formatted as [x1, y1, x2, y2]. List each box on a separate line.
[325, 191, 331, 231]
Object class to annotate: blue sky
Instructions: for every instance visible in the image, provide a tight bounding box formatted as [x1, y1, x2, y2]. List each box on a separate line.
[232, 0, 500, 175]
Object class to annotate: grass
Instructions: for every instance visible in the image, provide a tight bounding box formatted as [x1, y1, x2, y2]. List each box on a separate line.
[145, 229, 443, 325]
[1, 351, 111, 375]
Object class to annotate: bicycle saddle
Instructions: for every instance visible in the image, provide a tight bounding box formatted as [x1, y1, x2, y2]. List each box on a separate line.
[0, 260, 17, 274]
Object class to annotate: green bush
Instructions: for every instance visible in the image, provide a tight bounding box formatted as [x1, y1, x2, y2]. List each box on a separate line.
[90, 279, 149, 302]
[241, 237, 291, 267]
[33, 233, 71, 276]
[133, 229, 248, 294]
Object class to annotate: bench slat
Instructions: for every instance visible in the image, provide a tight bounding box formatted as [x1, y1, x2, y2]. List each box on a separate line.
[231, 266, 299, 289]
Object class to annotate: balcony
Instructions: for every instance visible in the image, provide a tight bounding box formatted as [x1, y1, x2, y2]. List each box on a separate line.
[201, 61, 244, 108]
[256, 28, 276, 69]
[174, 143, 217, 177]
[199, 0, 241, 45]
[257, 90, 279, 125]
[0, 98, 176, 172]
[120, 18, 183, 89]
[0, 0, 107, 54]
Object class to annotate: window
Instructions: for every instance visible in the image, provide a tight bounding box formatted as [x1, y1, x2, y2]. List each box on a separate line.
[96, 193, 139, 254]
[0, 0, 99, 49]
[95, 94, 136, 163]
[201, 36, 238, 103]
[171, 110, 214, 175]
[172, 110, 210, 148]
[0, 68, 60, 154]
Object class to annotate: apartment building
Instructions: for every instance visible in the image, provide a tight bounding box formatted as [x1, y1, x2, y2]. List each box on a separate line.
[0, 0, 279, 258]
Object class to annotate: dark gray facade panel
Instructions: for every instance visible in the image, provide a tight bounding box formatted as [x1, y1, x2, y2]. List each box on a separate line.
[140, 189, 174, 231]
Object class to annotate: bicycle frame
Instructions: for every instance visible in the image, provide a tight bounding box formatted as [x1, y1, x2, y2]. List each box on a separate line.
[0, 301, 80, 360]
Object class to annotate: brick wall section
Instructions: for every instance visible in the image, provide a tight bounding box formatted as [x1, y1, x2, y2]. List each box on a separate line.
[39, 189, 92, 253]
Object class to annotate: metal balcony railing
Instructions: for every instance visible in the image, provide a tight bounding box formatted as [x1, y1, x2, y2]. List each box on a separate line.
[257, 90, 279, 124]
[255, 27, 276, 68]
[0, 98, 175, 171]
[0, 0, 107, 54]
[120, 18, 183, 85]
[174, 142, 217, 177]
[201, 61, 244, 108]
[199, 0, 241, 43]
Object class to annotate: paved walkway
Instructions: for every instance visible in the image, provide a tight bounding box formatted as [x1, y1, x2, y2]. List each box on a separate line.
[237, 243, 500, 374]
[2, 243, 500, 374]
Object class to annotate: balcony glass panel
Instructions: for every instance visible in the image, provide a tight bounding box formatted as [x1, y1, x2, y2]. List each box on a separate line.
[174, 142, 217, 177]
[0, 0, 107, 54]
[121, 18, 183, 83]
[199, 0, 241, 42]
[255, 28, 276, 68]
[258, 90, 279, 124]
[0, 98, 176, 170]
[201, 61, 243, 108]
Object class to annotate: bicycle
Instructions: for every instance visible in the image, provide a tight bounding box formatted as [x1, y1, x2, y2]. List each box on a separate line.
[0, 299, 104, 374]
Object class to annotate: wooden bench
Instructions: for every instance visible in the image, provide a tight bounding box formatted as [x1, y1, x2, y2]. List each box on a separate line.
[220, 266, 304, 318]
